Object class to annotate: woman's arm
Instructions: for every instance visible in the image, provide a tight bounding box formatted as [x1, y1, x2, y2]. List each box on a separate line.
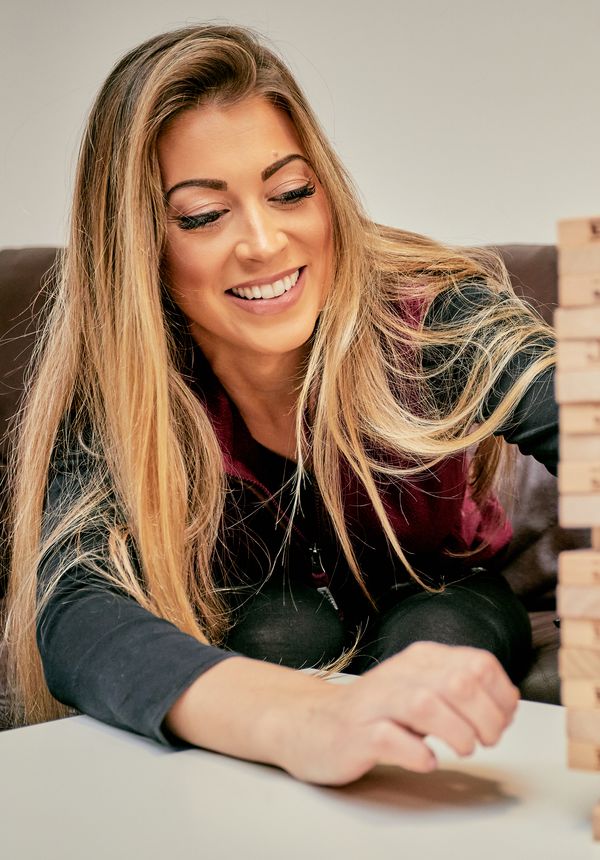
[165, 642, 519, 785]
[37, 567, 235, 743]
[38, 445, 236, 744]
[423, 284, 557, 473]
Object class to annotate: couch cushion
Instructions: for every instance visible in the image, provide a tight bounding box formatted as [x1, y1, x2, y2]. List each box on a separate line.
[0, 247, 59, 594]
[493, 243, 558, 324]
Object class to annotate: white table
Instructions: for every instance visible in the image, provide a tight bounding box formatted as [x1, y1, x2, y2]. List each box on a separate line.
[0, 700, 599, 859]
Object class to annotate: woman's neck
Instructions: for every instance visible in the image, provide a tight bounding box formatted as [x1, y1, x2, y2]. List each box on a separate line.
[201, 343, 308, 460]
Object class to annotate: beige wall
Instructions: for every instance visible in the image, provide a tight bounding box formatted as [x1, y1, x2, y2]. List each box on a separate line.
[2, 0, 598, 248]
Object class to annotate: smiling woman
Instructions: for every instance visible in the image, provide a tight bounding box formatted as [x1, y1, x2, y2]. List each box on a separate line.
[5, 24, 556, 785]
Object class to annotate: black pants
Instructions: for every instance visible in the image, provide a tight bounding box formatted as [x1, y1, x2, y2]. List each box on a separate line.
[224, 570, 532, 684]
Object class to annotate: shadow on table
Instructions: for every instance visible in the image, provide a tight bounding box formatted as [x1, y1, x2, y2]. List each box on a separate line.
[325, 764, 519, 812]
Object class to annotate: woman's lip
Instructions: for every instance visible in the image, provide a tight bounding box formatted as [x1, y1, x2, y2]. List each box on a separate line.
[225, 267, 306, 316]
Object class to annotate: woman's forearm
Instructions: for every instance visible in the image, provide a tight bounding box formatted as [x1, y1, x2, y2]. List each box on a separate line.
[163, 655, 337, 767]
[163, 643, 520, 786]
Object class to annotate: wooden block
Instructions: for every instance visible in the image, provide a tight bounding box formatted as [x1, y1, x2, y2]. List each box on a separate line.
[559, 462, 600, 494]
[557, 339, 600, 371]
[559, 648, 600, 678]
[567, 709, 600, 743]
[561, 678, 600, 708]
[567, 739, 600, 771]
[562, 619, 600, 649]
[560, 434, 600, 460]
[559, 273, 600, 307]
[555, 306, 600, 340]
[557, 585, 600, 618]
[557, 215, 600, 248]
[555, 372, 600, 405]
[559, 496, 600, 528]
[559, 246, 600, 276]
[559, 549, 600, 585]
[560, 404, 600, 434]
[593, 803, 600, 841]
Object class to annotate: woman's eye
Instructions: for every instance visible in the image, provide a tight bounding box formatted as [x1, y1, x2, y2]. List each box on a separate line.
[172, 185, 315, 231]
[176, 209, 229, 231]
[272, 183, 316, 205]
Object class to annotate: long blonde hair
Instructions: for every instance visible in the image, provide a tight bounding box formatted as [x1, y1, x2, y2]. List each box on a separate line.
[5, 24, 555, 725]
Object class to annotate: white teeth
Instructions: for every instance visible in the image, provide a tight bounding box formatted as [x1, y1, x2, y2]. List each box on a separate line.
[230, 269, 301, 300]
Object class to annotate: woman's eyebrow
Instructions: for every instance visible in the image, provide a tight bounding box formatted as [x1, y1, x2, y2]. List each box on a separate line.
[165, 154, 312, 201]
[261, 153, 311, 181]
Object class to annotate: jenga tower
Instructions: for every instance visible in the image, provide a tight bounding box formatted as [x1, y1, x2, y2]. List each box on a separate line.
[555, 215, 600, 839]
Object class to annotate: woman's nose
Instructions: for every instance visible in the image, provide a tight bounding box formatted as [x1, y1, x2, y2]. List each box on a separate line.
[234, 207, 289, 264]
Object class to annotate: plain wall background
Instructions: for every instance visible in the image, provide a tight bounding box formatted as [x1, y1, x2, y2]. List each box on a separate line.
[2, 0, 598, 249]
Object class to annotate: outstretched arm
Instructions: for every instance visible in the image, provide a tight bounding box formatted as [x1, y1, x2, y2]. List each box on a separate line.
[165, 641, 519, 785]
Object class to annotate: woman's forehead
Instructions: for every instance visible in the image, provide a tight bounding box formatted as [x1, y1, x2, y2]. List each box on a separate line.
[157, 96, 306, 188]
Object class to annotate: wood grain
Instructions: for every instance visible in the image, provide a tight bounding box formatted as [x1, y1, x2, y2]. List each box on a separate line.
[561, 679, 600, 708]
[559, 246, 600, 276]
[559, 550, 600, 585]
[559, 648, 600, 678]
[567, 740, 600, 771]
[557, 216, 600, 248]
[560, 404, 600, 434]
[561, 619, 600, 649]
[559, 496, 600, 528]
[555, 306, 600, 339]
[567, 709, 600, 743]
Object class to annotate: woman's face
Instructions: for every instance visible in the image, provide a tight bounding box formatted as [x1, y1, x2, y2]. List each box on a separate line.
[158, 96, 333, 366]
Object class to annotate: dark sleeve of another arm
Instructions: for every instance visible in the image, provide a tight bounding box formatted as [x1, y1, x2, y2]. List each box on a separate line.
[37, 458, 237, 746]
[423, 285, 558, 476]
[482, 362, 557, 476]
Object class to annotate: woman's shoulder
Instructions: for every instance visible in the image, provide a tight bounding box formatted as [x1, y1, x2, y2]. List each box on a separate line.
[48, 412, 105, 488]
[422, 277, 497, 329]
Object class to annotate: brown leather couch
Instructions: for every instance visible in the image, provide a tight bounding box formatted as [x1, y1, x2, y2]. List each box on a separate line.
[0, 244, 589, 727]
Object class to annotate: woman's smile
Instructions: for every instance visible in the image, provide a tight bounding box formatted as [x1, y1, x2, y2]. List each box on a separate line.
[226, 266, 306, 314]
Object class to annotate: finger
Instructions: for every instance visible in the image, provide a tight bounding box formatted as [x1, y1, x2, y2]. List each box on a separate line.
[367, 719, 437, 772]
[472, 651, 521, 718]
[389, 684, 478, 757]
[437, 657, 516, 746]
[381, 642, 519, 720]
[363, 644, 519, 747]
[408, 644, 520, 726]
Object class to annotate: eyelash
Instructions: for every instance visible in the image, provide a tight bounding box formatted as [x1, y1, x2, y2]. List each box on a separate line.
[176, 183, 317, 231]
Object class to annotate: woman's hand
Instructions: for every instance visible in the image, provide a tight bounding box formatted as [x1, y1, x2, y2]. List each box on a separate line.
[274, 641, 520, 785]
[165, 642, 519, 786]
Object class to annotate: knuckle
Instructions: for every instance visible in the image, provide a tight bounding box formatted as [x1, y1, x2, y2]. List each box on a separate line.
[404, 641, 436, 660]
[447, 669, 475, 698]
[406, 688, 437, 722]
[370, 722, 394, 756]
[469, 650, 498, 680]
[447, 670, 477, 699]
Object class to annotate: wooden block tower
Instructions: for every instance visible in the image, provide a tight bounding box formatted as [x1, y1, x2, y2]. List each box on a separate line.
[555, 215, 600, 839]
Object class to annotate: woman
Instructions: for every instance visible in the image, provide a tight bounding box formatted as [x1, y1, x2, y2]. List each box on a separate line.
[5, 24, 556, 785]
